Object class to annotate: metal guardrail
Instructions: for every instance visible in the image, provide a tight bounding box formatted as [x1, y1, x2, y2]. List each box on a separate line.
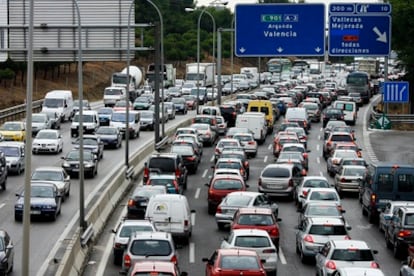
[0, 100, 44, 123]
[371, 108, 414, 125]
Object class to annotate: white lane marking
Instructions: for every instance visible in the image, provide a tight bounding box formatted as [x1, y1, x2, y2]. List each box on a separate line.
[320, 171, 324, 177]
[210, 155, 214, 162]
[0, 203, 5, 209]
[194, 188, 200, 199]
[316, 157, 320, 164]
[189, 242, 195, 263]
[202, 169, 208, 178]
[362, 95, 380, 163]
[278, 246, 287, 264]
[268, 144, 272, 150]
[316, 144, 320, 151]
[318, 135, 321, 140]
[191, 212, 196, 226]
[320, 127, 323, 132]
[264, 156, 268, 163]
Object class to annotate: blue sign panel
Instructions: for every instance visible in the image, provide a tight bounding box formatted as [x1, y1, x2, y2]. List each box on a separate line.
[235, 4, 325, 57]
[383, 81, 409, 103]
[329, 3, 391, 56]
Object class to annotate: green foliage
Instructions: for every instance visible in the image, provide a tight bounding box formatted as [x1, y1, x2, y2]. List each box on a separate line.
[0, 68, 16, 80]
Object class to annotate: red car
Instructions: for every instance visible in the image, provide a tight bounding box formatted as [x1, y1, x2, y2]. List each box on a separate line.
[206, 174, 247, 215]
[183, 95, 197, 110]
[231, 207, 281, 250]
[202, 248, 267, 276]
[126, 260, 187, 276]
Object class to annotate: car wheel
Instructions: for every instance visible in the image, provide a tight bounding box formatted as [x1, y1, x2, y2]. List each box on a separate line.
[394, 241, 403, 259]
[217, 223, 226, 231]
[207, 203, 215, 215]
[296, 242, 300, 254]
[1, 180, 5, 190]
[300, 248, 308, 264]
[368, 211, 376, 224]
[14, 213, 22, 222]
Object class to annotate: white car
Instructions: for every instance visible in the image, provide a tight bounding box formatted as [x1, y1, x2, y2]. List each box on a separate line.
[220, 229, 278, 275]
[300, 188, 342, 211]
[214, 138, 241, 162]
[32, 129, 63, 154]
[294, 176, 331, 209]
[233, 133, 258, 158]
[31, 166, 71, 201]
[315, 240, 379, 276]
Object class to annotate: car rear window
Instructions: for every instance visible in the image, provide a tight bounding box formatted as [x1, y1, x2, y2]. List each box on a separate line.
[309, 191, 338, 201]
[234, 236, 271, 248]
[225, 195, 252, 206]
[213, 180, 243, 190]
[130, 240, 172, 256]
[148, 158, 175, 172]
[306, 206, 341, 217]
[237, 214, 274, 226]
[404, 213, 414, 225]
[303, 180, 329, 188]
[377, 173, 394, 192]
[331, 135, 353, 142]
[120, 225, 154, 238]
[309, 225, 347, 235]
[331, 249, 374, 261]
[217, 162, 242, 170]
[262, 167, 290, 178]
[398, 174, 414, 193]
[220, 255, 260, 270]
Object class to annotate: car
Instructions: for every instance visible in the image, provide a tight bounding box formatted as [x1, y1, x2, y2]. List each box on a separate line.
[30, 112, 52, 136]
[294, 176, 331, 208]
[231, 207, 282, 250]
[0, 230, 14, 276]
[121, 231, 178, 273]
[215, 191, 279, 230]
[323, 120, 347, 140]
[258, 163, 303, 199]
[213, 158, 248, 181]
[113, 100, 133, 112]
[385, 206, 414, 259]
[400, 252, 414, 276]
[334, 165, 368, 195]
[214, 138, 241, 163]
[348, 92, 363, 107]
[220, 229, 278, 275]
[222, 82, 239, 95]
[32, 129, 64, 154]
[323, 132, 357, 160]
[215, 115, 228, 136]
[281, 143, 310, 165]
[202, 248, 267, 276]
[175, 134, 203, 156]
[297, 201, 347, 226]
[225, 127, 253, 139]
[61, 149, 98, 178]
[146, 173, 183, 194]
[0, 121, 26, 142]
[138, 110, 155, 131]
[111, 219, 156, 265]
[174, 127, 200, 139]
[220, 103, 241, 128]
[192, 115, 217, 131]
[126, 185, 167, 219]
[277, 151, 308, 170]
[172, 138, 202, 159]
[206, 174, 248, 215]
[73, 99, 91, 113]
[95, 126, 122, 149]
[31, 166, 71, 201]
[273, 135, 301, 158]
[14, 182, 62, 221]
[332, 267, 385, 276]
[379, 201, 414, 233]
[301, 102, 321, 122]
[296, 217, 351, 263]
[164, 102, 176, 120]
[149, 104, 168, 123]
[72, 134, 104, 160]
[190, 123, 217, 146]
[0, 141, 25, 175]
[233, 133, 258, 158]
[300, 188, 342, 211]
[219, 149, 250, 179]
[133, 96, 152, 110]
[315, 240, 379, 276]
[124, 261, 187, 276]
[284, 126, 308, 149]
[167, 86, 182, 98]
[41, 111, 61, 129]
[327, 149, 359, 177]
[97, 107, 113, 126]
[183, 95, 197, 110]
[0, 151, 7, 190]
[171, 97, 188, 114]
[278, 121, 300, 132]
[322, 107, 345, 128]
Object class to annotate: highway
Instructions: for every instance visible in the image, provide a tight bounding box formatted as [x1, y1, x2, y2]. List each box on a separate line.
[82, 94, 414, 276]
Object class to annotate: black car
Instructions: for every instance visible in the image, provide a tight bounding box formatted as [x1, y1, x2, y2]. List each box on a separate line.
[322, 107, 345, 128]
[0, 230, 14, 275]
[95, 126, 122, 149]
[126, 185, 166, 219]
[14, 182, 62, 221]
[219, 104, 239, 127]
[61, 149, 98, 178]
[171, 97, 188, 114]
[72, 134, 104, 160]
[170, 144, 199, 174]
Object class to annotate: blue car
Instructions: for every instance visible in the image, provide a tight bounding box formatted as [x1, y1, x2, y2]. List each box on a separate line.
[97, 107, 113, 126]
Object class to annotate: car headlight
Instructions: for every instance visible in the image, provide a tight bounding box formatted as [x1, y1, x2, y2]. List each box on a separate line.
[62, 162, 70, 168]
[84, 163, 94, 168]
[15, 204, 23, 209]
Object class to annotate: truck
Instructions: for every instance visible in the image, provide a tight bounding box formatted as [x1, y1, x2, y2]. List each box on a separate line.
[185, 63, 215, 87]
[146, 63, 176, 89]
[357, 58, 380, 78]
[111, 66, 143, 102]
[103, 86, 126, 107]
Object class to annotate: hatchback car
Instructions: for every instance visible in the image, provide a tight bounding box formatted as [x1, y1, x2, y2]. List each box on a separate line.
[233, 133, 258, 158]
[0, 230, 14, 276]
[30, 112, 52, 136]
[126, 185, 167, 219]
[170, 143, 200, 174]
[215, 191, 278, 230]
[72, 134, 104, 160]
[332, 267, 385, 276]
[322, 108, 345, 128]
[294, 176, 331, 208]
[146, 173, 182, 194]
[221, 229, 278, 275]
[213, 158, 248, 181]
[61, 149, 98, 178]
[138, 110, 155, 131]
[315, 240, 379, 276]
[214, 138, 242, 162]
[124, 260, 187, 276]
[202, 248, 267, 276]
[111, 219, 156, 265]
[327, 150, 359, 177]
[32, 129, 63, 154]
[379, 201, 414, 233]
[334, 165, 367, 195]
[300, 188, 342, 211]
[324, 120, 347, 140]
[95, 126, 122, 149]
[0, 121, 26, 142]
[171, 97, 188, 114]
[297, 201, 347, 226]
[190, 123, 217, 146]
[31, 166, 71, 202]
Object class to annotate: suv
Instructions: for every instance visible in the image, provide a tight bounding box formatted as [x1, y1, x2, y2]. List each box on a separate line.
[121, 231, 178, 273]
[143, 153, 188, 189]
[220, 103, 239, 128]
[385, 206, 414, 259]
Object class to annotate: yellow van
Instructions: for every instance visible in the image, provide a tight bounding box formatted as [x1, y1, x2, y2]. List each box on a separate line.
[247, 100, 274, 133]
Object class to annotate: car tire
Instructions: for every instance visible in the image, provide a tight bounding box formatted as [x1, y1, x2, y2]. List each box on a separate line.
[394, 241, 403, 259]
[207, 203, 215, 215]
[14, 213, 22, 222]
[217, 223, 226, 231]
[1, 180, 5, 190]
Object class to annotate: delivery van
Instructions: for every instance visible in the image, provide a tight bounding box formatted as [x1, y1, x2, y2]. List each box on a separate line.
[41, 90, 74, 122]
[333, 100, 358, 125]
[247, 100, 274, 133]
[70, 110, 99, 137]
[145, 194, 195, 244]
[103, 86, 126, 107]
[110, 110, 140, 139]
[235, 112, 267, 145]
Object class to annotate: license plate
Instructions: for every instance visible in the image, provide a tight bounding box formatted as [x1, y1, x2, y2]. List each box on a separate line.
[140, 202, 147, 206]
[379, 199, 391, 203]
[31, 210, 41, 215]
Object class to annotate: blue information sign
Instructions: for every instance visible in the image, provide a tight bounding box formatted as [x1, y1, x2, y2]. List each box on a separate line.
[329, 3, 391, 56]
[235, 4, 325, 57]
[383, 81, 409, 103]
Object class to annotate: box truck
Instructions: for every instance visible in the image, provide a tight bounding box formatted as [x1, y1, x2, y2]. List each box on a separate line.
[185, 63, 215, 87]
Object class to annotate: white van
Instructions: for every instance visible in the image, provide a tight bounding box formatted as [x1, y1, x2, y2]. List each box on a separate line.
[145, 194, 194, 244]
[235, 112, 267, 145]
[200, 106, 221, 116]
[70, 110, 99, 137]
[42, 90, 74, 122]
[285, 107, 310, 132]
[103, 86, 126, 107]
[333, 100, 357, 125]
[110, 110, 140, 139]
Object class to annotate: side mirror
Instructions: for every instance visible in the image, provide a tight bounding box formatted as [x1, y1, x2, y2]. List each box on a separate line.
[111, 229, 116, 234]
[205, 183, 210, 187]
[245, 184, 250, 188]
[372, 250, 378, 255]
[346, 225, 352, 230]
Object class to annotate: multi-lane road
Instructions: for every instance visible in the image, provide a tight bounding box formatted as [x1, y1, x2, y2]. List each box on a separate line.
[81, 95, 414, 276]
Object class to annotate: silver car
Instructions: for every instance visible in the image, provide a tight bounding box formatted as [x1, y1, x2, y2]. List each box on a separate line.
[379, 201, 414, 233]
[31, 166, 71, 201]
[334, 165, 367, 195]
[294, 176, 331, 209]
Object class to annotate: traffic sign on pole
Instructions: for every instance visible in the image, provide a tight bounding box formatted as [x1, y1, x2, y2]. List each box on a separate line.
[383, 81, 409, 103]
[235, 4, 325, 57]
[328, 3, 391, 56]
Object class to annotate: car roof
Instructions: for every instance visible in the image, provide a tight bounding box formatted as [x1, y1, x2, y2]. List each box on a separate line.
[238, 207, 273, 215]
[330, 240, 370, 249]
[33, 166, 65, 172]
[308, 217, 346, 225]
[130, 261, 177, 272]
[231, 228, 271, 237]
[227, 191, 262, 198]
[149, 174, 177, 180]
[121, 219, 155, 227]
[131, 231, 172, 240]
[217, 248, 259, 256]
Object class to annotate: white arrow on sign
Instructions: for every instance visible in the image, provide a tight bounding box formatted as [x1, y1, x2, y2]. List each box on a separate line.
[373, 26, 387, 43]
[277, 47, 283, 53]
[239, 47, 246, 53]
[386, 83, 407, 101]
[315, 47, 321, 53]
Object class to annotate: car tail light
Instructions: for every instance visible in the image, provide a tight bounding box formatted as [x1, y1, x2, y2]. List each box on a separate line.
[258, 178, 262, 186]
[175, 169, 180, 179]
[171, 255, 178, 264]
[303, 153, 308, 158]
[371, 262, 380, 268]
[270, 227, 279, 237]
[326, 260, 336, 270]
[248, 141, 255, 145]
[262, 249, 276, 253]
[232, 112, 236, 118]
[216, 206, 222, 214]
[240, 168, 245, 176]
[124, 254, 131, 269]
[344, 235, 351, 240]
[340, 178, 347, 182]
[184, 219, 189, 227]
[186, 156, 196, 161]
[244, 161, 249, 168]
[215, 148, 221, 154]
[302, 190, 309, 196]
[304, 235, 314, 243]
[143, 167, 149, 180]
[288, 179, 294, 187]
[127, 199, 136, 207]
[398, 230, 412, 237]
[114, 242, 122, 249]
[370, 194, 377, 206]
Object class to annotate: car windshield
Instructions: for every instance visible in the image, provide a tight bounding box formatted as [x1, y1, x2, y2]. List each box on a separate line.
[309, 191, 338, 201]
[130, 240, 172, 256]
[148, 158, 175, 172]
[303, 180, 329, 188]
[31, 186, 54, 198]
[331, 249, 374, 261]
[119, 225, 154, 238]
[96, 128, 117, 135]
[234, 236, 271, 248]
[43, 98, 64, 108]
[32, 171, 63, 181]
[1, 123, 22, 131]
[306, 205, 341, 216]
[343, 167, 366, 177]
[66, 151, 93, 161]
[213, 179, 243, 190]
[220, 255, 260, 270]
[172, 98, 185, 104]
[135, 188, 164, 198]
[237, 214, 274, 226]
[75, 138, 97, 146]
[0, 146, 20, 157]
[36, 131, 58, 139]
[32, 115, 46, 123]
[309, 225, 347, 235]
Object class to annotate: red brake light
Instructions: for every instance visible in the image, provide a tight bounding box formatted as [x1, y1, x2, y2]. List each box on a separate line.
[144, 167, 149, 179]
[175, 169, 180, 178]
[124, 254, 131, 268]
[216, 206, 222, 214]
[340, 178, 346, 182]
[127, 199, 135, 207]
[248, 141, 255, 145]
[302, 190, 309, 196]
[170, 255, 178, 264]
[304, 235, 314, 243]
[398, 230, 412, 237]
[184, 219, 189, 227]
[326, 260, 336, 270]
[371, 262, 380, 268]
[270, 227, 279, 237]
[344, 235, 351, 240]
[370, 194, 377, 205]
